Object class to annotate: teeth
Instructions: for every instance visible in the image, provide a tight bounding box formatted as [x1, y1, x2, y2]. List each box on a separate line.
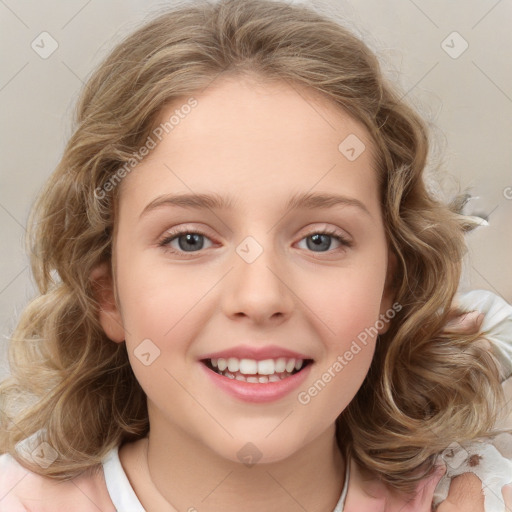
[210, 357, 305, 376]
[219, 371, 292, 383]
[275, 358, 287, 373]
[285, 359, 296, 373]
[257, 359, 276, 375]
[239, 359, 258, 374]
[227, 357, 239, 372]
[207, 356, 311, 383]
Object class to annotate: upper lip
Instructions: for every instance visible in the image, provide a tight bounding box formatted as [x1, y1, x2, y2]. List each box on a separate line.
[199, 344, 314, 362]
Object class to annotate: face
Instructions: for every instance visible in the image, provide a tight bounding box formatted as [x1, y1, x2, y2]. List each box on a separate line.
[97, 75, 395, 465]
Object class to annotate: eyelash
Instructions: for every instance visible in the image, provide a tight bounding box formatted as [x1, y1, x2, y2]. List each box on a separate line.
[157, 226, 352, 257]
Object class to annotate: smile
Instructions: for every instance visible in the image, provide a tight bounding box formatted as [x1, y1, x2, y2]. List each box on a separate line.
[203, 357, 313, 383]
[200, 357, 314, 403]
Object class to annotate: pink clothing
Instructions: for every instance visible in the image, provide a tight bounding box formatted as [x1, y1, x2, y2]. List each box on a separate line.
[0, 450, 115, 511]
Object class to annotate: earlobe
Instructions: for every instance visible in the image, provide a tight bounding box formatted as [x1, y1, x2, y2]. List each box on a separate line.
[90, 262, 125, 343]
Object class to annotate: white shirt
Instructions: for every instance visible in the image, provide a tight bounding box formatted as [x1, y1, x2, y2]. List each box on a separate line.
[102, 444, 145, 511]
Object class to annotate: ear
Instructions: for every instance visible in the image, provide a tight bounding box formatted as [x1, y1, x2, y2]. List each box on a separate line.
[377, 249, 398, 335]
[90, 262, 125, 343]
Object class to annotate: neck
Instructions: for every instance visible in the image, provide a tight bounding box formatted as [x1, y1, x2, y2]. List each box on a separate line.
[140, 412, 346, 512]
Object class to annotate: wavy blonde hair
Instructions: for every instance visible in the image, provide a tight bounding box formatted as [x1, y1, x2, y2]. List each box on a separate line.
[0, 0, 505, 494]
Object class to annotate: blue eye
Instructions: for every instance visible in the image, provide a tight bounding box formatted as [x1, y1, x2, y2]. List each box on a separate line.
[159, 230, 213, 253]
[158, 228, 352, 256]
[297, 230, 352, 252]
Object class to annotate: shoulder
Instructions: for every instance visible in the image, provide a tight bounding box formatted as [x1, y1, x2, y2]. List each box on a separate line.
[344, 455, 447, 511]
[0, 452, 116, 512]
[455, 289, 512, 380]
[454, 289, 512, 327]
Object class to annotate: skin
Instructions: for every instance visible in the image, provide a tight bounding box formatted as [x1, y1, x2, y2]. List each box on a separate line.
[90, 75, 493, 512]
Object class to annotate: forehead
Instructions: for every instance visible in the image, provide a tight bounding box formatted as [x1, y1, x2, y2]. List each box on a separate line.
[150, 75, 376, 163]
[118, 75, 380, 218]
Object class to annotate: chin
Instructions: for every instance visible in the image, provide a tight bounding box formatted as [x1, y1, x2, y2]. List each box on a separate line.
[214, 437, 302, 467]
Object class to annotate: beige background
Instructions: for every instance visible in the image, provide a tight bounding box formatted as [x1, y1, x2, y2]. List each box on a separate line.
[1, 0, 511, 378]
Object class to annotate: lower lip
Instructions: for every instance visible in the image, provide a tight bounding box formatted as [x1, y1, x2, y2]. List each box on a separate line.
[199, 362, 313, 403]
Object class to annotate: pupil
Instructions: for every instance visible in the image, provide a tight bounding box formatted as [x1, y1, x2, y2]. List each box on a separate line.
[179, 233, 203, 251]
[307, 234, 330, 252]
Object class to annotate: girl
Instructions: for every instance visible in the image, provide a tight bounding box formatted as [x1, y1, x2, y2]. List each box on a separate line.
[1, 0, 512, 510]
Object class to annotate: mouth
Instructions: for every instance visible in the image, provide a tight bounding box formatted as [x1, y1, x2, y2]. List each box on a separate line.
[201, 357, 314, 383]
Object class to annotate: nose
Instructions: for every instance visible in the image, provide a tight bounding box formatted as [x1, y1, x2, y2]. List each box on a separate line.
[221, 238, 295, 325]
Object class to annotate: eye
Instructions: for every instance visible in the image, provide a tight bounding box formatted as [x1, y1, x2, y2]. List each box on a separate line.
[158, 228, 214, 255]
[296, 229, 352, 253]
[158, 226, 352, 257]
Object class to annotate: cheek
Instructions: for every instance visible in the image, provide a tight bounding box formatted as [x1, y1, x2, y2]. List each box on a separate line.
[292, 262, 386, 412]
[297, 315, 377, 424]
[116, 251, 198, 333]
[312, 263, 388, 345]
[116, 260, 203, 401]
[115, 253, 214, 378]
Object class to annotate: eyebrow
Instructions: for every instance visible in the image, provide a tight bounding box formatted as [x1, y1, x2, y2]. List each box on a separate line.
[139, 191, 372, 219]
